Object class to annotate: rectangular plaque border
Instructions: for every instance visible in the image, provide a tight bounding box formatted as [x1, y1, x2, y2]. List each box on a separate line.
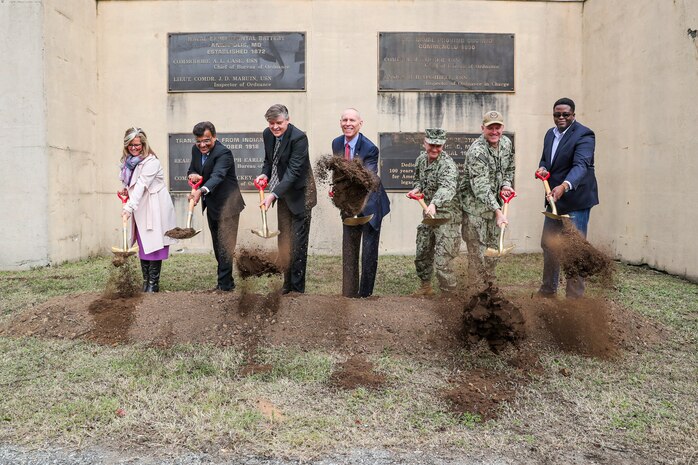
[167, 31, 308, 93]
[377, 31, 516, 93]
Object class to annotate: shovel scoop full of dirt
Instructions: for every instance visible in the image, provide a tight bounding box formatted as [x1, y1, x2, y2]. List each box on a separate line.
[317, 155, 379, 217]
[165, 227, 198, 239]
[235, 247, 283, 278]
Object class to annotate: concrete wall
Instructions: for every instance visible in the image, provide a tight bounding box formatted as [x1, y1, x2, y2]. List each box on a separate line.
[582, 0, 698, 280]
[96, 0, 584, 258]
[1, 0, 49, 268]
[45, 0, 100, 263]
[4, 0, 696, 281]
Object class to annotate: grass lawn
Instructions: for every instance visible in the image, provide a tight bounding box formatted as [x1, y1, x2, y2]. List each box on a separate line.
[0, 253, 696, 462]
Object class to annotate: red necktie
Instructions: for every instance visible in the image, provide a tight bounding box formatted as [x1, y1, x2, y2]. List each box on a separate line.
[344, 143, 351, 161]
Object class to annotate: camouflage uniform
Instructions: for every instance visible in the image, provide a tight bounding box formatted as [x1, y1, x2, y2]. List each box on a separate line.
[459, 134, 515, 283]
[413, 150, 461, 292]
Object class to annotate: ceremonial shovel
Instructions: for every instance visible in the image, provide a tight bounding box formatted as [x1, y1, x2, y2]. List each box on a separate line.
[407, 192, 448, 226]
[251, 178, 280, 239]
[536, 171, 570, 220]
[485, 190, 517, 257]
[111, 192, 139, 257]
[165, 178, 203, 239]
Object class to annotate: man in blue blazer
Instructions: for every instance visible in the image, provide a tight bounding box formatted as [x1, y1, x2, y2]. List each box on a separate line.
[332, 108, 391, 298]
[535, 97, 599, 298]
[188, 121, 245, 291]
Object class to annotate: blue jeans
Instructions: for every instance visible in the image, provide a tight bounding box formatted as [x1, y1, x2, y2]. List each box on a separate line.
[540, 208, 591, 298]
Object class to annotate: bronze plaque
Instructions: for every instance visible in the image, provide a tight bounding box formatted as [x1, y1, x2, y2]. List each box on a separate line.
[168, 32, 306, 92]
[378, 32, 514, 92]
[379, 132, 514, 191]
[168, 133, 265, 192]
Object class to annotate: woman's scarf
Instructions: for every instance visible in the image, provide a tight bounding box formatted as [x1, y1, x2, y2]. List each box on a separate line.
[119, 155, 144, 186]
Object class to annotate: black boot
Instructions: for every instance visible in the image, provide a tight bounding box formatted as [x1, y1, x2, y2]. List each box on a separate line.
[145, 260, 162, 293]
[140, 259, 150, 292]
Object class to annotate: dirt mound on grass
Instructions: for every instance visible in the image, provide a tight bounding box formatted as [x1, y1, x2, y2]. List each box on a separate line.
[330, 355, 387, 390]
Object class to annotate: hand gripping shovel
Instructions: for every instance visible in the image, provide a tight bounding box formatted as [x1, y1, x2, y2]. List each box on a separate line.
[111, 192, 139, 257]
[485, 190, 517, 257]
[536, 171, 570, 220]
[328, 189, 374, 226]
[251, 178, 280, 239]
[407, 192, 448, 226]
[165, 178, 203, 239]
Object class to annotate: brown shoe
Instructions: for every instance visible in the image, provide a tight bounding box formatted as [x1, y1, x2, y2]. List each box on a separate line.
[412, 281, 434, 297]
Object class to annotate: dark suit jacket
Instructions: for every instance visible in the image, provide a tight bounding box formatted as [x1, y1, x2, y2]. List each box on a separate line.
[187, 140, 245, 220]
[262, 124, 317, 216]
[332, 133, 391, 230]
[539, 120, 599, 215]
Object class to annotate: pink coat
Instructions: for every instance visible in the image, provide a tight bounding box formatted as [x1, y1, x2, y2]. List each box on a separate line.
[123, 155, 177, 254]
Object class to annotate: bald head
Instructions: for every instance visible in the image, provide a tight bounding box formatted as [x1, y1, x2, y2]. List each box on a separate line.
[340, 108, 363, 141]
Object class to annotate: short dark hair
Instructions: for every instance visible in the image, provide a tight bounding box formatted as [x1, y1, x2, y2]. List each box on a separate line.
[193, 121, 216, 137]
[553, 98, 575, 112]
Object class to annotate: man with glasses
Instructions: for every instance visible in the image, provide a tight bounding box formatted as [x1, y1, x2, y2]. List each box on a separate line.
[535, 98, 598, 299]
[255, 104, 317, 294]
[188, 121, 245, 291]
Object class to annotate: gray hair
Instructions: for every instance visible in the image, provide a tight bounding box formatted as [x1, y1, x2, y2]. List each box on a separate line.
[265, 104, 289, 121]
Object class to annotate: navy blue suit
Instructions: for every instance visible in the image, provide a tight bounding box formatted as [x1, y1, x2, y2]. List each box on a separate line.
[538, 120, 598, 297]
[187, 140, 245, 290]
[332, 133, 391, 297]
[539, 120, 598, 215]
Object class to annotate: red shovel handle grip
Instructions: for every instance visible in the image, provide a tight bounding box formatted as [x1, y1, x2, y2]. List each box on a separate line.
[254, 178, 268, 190]
[500, 190, 517, 203]
[117, 192, 129, 203]
[535, 171, 550, 182]
[407, 192, 424, 200]
[188, 178, 203, 190]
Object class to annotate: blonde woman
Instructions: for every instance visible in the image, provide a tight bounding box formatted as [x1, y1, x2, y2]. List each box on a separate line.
[118, 127, 177, 292]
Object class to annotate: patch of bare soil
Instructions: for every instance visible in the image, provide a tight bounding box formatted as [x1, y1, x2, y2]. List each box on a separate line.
[330, 355, 387, 390]
[316, 155, 378, 216]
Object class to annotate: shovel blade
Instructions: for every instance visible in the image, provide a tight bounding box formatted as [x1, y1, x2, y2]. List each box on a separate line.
[422, 217, 449, 226]
[343, 214, 373, 226]
[484, 245, 515, 258]
[542, 211, 571, 220]
[251, 229, 281, 239]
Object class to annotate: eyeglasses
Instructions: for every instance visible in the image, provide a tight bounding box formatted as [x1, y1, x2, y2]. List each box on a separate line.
[553, 112, 573, 118]
[195, 138, 212, 146]
[128, 143, 143, 148]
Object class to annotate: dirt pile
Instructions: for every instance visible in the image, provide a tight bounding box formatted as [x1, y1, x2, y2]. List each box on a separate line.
[316, 155, 378, 216]
[165, 227, 197, 239]
[442, 348, 543, 421]
[551, 219, 613, 282]
[235, 247, 283, 278]
[463, 283, 525, 352]
[330, 355, 386, 390]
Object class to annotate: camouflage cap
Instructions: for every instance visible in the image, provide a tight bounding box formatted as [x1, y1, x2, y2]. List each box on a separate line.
[424, 128, 447, 145]
[482, 110, 504, 127]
